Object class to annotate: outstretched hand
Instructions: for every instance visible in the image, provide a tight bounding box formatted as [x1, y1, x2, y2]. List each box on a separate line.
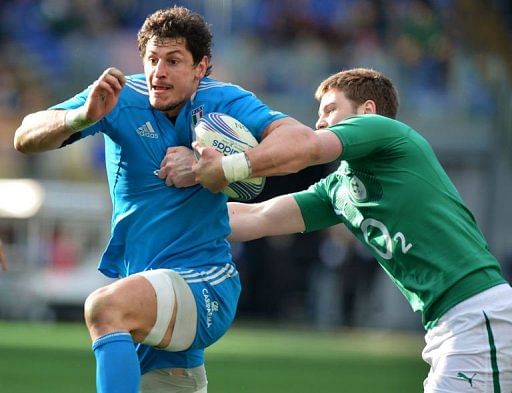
[192, 142, 228, 193]
[0, 239, 7, 272]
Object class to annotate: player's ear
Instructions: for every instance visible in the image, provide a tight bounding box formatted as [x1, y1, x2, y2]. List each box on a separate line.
[194, 56, 208, 80]
[362, 100, 377, 114]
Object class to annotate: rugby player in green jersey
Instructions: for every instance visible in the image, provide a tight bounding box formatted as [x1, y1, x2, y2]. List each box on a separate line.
[193, 68, 512, 392]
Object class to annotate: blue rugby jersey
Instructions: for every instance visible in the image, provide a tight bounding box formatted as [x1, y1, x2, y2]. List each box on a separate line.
[50, 74, 287, 371]
[51, 75, 286, 278]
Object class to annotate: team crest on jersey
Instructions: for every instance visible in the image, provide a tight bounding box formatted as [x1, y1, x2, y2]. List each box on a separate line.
[334, 185, 363, 226]
[191, 106, 205, 127]
[348, 175, 367, 201]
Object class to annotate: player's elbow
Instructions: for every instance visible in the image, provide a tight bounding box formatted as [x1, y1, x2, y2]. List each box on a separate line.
[257, 121, 333, 175]
[14, 113, 37, 153]
[14, 114, 50, 154]
[13, 128, 30, 154]
[307, 131, 324, 164]
[13, 129, 41, 154]
[303, 128, 342, 168]
[290, 128, 324, 171]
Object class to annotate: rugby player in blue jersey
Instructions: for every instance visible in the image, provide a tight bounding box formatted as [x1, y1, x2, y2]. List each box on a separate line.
[13, 6, 317, 393]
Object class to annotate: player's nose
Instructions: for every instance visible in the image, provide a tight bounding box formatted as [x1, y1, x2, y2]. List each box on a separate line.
[316, 118, 327, 130]
[154, 59, 168, 77]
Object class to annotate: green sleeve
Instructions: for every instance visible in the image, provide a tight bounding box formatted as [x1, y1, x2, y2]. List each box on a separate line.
[293, 178, 340, 232]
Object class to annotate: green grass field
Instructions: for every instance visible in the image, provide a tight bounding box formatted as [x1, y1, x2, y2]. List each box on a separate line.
[0, 321, 428, 392]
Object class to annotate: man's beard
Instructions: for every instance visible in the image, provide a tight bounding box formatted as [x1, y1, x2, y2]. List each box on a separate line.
[152, 100, 185, 113]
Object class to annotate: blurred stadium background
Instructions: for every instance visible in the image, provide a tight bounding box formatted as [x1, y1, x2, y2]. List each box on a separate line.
[0, 0, 511, 391]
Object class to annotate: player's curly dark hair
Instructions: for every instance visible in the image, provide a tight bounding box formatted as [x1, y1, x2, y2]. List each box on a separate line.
[315, 68, 399, 119]
[137, 6, 213, 76]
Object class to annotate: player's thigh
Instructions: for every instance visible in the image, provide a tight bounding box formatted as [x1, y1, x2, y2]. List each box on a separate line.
[423, 350, 501, 392]
[423, 285, 512, 392]
[140, 365, 207, 393]
[183, 265, 241, 349]
[137, 266, 241, 351]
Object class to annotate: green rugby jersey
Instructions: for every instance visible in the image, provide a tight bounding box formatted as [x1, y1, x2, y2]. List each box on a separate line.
[294, 114, 505, 328]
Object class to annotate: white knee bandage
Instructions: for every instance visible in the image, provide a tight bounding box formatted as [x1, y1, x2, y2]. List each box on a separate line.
[139, 270, 175, 346]
[137, 269, 197, 351]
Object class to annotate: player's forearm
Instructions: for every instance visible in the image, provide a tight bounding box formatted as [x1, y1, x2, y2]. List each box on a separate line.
[228, 195, 306, 242]
[246, 124, 319, 177]
[228, 202, 266, 242]
[14, 110, 81, 153]
[246, 123, 341, 178]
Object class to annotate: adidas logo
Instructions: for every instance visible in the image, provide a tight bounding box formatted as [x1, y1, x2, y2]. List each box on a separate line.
[136, 121, 158, 139]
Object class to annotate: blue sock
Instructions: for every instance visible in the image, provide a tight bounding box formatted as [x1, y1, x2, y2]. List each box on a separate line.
[92, 332, 140, 393]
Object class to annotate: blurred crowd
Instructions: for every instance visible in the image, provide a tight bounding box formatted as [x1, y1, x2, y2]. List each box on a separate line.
[0, 0, 511, 327]
[1, 0, 510, 180]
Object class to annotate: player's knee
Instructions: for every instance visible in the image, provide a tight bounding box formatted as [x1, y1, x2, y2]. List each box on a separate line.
[84, 285, 122, 331]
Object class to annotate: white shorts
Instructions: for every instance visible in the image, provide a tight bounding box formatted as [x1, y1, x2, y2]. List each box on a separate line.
[422, 284, 512, 392]
[140, 365, 207, 393]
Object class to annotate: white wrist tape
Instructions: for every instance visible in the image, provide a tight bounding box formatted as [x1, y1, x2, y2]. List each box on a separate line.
[64, 109, 96, 132]
[221, 152, 252, 183]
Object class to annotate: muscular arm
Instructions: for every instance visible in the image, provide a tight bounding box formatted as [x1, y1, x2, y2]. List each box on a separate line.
[228, 194, 306, 242]
[193, 117, 343, 192]
[14, 109, 80, 153]
[14, 67, 126, 154]
[247, 117, 343, 177]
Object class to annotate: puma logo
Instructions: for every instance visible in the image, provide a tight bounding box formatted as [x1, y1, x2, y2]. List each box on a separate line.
[457, 372, 477, 387]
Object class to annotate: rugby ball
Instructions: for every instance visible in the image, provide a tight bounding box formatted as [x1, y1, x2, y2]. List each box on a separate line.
[194, 112, 265, 201]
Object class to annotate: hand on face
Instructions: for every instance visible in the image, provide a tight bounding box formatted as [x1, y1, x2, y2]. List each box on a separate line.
[157, 146, 198, 187]
[191, 142, 228, 193]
